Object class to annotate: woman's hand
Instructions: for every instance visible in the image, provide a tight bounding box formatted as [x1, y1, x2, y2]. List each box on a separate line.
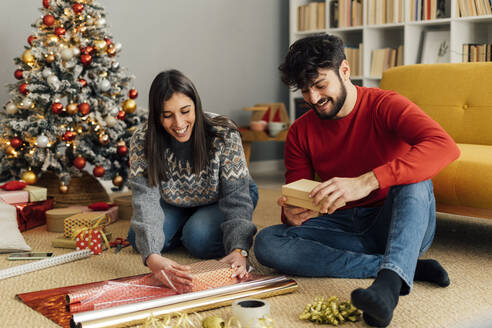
[220, 250, 248, 279]
[146, 253, 192, 293]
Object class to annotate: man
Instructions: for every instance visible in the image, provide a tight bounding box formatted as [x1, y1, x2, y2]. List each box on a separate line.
[254, 34, 460, 327]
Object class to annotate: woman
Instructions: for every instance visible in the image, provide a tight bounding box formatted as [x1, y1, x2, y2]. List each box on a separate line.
[127, 69, 258, 292]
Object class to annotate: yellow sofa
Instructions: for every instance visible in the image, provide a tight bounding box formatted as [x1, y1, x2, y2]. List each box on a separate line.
[380, 62, 492, 220]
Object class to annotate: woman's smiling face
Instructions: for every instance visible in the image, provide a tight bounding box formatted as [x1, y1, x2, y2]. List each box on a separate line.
[160, 92, 196, 143]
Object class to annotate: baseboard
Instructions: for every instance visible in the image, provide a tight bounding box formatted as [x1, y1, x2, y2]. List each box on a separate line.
[248, 159, 285, 174]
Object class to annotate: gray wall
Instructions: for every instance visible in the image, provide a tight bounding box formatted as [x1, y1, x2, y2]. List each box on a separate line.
[0, 0, 289, 162]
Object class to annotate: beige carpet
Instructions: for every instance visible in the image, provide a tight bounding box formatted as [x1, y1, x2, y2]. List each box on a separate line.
[1, 188, 491, 327]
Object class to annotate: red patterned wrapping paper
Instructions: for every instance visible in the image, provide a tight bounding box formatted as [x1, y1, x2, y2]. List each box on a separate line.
[66, 260, 237, 313]
[13, 198, 54, 232]
[190, 260, 236, 291]
[75, 229, 104, 255]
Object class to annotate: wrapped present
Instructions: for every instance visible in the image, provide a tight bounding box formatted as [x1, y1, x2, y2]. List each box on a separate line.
[0, 189, 29, 204]
[64, 212, 109, 239]
[24, 185, 47, 202]
[75, 227, 109, 255]
[52, 231, 112, 249]
[13, 198, 54, 232]
[189, 260, 237, 292]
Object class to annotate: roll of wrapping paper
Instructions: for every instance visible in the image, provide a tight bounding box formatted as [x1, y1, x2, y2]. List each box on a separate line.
[72, 276, 297, 328]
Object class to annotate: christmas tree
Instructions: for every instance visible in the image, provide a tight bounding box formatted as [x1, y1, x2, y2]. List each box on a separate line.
[0, 0, 145, 192]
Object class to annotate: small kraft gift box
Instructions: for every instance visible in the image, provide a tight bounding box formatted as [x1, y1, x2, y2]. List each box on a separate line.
[281, 179, 322, 212]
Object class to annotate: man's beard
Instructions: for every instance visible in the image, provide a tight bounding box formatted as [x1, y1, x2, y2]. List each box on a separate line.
[311, 76, 347, 120]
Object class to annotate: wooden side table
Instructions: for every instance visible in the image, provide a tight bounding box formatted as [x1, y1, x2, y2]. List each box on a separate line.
[239, 127, 288, 166]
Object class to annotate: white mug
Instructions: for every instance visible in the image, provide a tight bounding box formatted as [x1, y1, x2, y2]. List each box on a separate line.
[268, 122, 288, 137]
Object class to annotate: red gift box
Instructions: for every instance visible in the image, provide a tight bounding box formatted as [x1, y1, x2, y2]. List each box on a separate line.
[13, 198, 54, 232]
[75, 228, 104, 255]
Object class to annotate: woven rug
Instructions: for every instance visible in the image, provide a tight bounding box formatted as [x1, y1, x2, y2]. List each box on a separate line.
[1, 187, 491, 327]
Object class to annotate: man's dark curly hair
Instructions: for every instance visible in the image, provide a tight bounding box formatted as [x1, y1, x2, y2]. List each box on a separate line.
[279, 34, 346, 90]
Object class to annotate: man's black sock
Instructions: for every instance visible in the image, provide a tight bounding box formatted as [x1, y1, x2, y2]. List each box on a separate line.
[414, 259, 450, 287]
[351, 269, 402, 327]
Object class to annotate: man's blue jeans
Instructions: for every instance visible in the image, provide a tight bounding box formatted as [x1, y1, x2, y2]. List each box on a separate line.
[254, 180, 436, 294]
[128, 180, 259, 259]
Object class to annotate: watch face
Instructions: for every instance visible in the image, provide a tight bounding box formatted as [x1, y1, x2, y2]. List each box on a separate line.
[240, 249, 248, 257]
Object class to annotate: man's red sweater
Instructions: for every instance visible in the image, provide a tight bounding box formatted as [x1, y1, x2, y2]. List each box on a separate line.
[285, 86, 460, 210]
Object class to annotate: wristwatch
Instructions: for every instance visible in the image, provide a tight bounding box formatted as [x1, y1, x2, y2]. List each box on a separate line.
[233, 248, 248, 258]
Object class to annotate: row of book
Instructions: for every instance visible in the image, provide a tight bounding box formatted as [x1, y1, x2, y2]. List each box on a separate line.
[345, 44, 363, 76]
[458, 0, 492, 17]
[370, 46, 404, 78]
[462, 43, 492, 62]
[297, 2, 326, 31]
[367, 0, 405, 25]
[409, 0, 449, 21]
[329, 0, 363, 28]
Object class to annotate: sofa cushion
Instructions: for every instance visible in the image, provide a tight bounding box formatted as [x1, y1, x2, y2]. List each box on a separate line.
[380, 63, 492, 145]
[433, 143, 492, 210]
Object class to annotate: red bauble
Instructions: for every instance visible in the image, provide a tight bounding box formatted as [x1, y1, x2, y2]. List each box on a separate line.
[105, 38, 112, 46]
[51, 102, 64, 114]
[78, 79, 87, 87]
[55, 27, 66, 36]
[78, 102, 91, 115]
[72, 3, 84, 13]
[93, 165, 105, 177]
[19, 83, 28, 95]
[10, 137, 23, 149]
[85, 46, 94, 54]
[42, 0, 50, 8]
[116, 110, 126, 120]
[27, 35, 36, 45]
[14, 69, 23, 80]
[43, 14, 55, 26]
[80, 54, 92, 65]
[63, 131, 76, 141]
[117, 145, 128, 156]
[73, 156, 86, 170]
[128, 89, 138, 99]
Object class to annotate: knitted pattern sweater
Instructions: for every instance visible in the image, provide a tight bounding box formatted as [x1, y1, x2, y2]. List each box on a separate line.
[128, 123, 257, 263]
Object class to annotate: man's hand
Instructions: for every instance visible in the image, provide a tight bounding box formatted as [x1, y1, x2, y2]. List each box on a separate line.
[220, 251, 248, 279]
[309, 171, 380, 214]
[146, 253, 192, 293]
[278, 196, 319, 226]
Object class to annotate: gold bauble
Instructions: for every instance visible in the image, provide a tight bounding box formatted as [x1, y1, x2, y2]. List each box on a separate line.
[6, 146, 16, 156]
[107, 47, 116, 57]
[22, 50, 35, 66]
[66, 103, 78, 115]
[94, 39, 106, 52]
[99, 71, 108, 78]
[46, 53, 55, 63]
[44, 34, 59, 47]
[122, 99, 136, 114]
[113, 175, 123, 186]
[59, 184, 68, 193]
[99, 133, 110, 145]
[21, 170, 37, 185]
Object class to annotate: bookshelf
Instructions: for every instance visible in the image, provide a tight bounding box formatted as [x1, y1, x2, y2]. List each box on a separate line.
[288, 0, 492, 121]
